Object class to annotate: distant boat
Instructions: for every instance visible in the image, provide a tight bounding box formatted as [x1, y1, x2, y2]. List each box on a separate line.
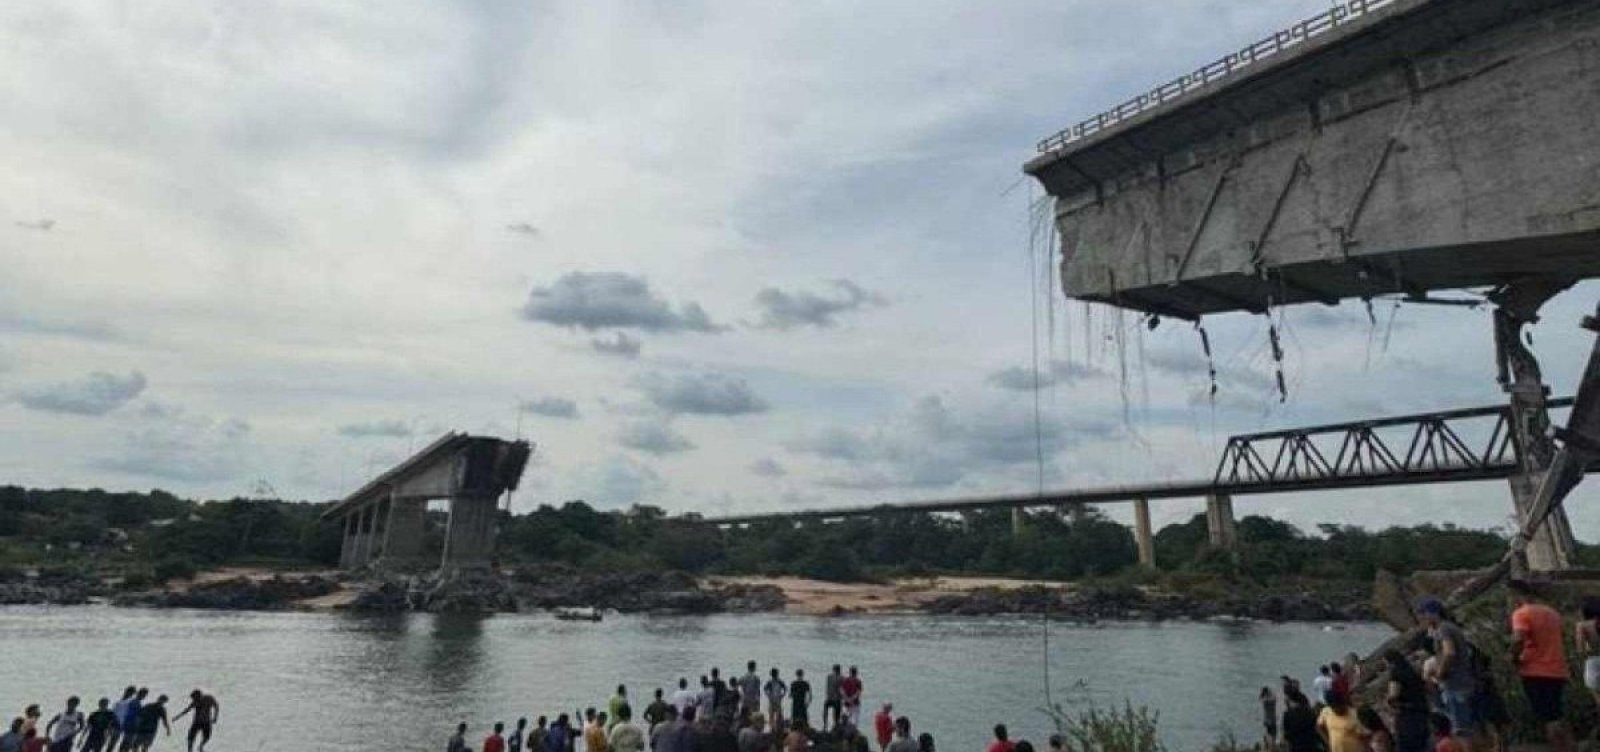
[554, 607, 602, 622]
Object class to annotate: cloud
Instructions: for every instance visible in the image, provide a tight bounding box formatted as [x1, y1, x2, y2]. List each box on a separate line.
[15, 370, 147, 416]
[336, 419, 412, 438]
[14, 219, 54, 231]
[96, 410, 254, 483]
[571, 455, 666, 508]
[987, 360, 1108, 391]
[1147, 348, 1276, 393]
[794, 395, 1117, 491]
[753, 279, 886, 330]
[636, 372, 769, 416]
[590, 332, 642, 359]
[520, 397, 580, 419]
[0, 310, 118, 341]
[521, 272, 719, 333]
[618, 420, 695, 455]
[785, 427, 871, 461]
[749, 457, 786, 477]
[505, 222, 541, 237]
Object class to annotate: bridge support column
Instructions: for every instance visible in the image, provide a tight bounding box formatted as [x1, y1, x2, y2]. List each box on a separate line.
[442, 494, 498, 570]
[339, 514, 355, 569]
[381, 496, 427, 567]
[1493, 281, 1579, 571]
[1133, 498, 1156, 569]
[1011, 507, 1026, 537]
[1205, 493, 1237, 551]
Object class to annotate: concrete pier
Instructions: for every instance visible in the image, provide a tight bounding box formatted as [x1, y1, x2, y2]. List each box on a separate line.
[1133, 498, 1156, 569]
[1205, 493, 1237, 551]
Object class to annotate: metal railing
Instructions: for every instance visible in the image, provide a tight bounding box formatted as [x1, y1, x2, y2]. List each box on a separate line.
[1035, 0, 1399, 153]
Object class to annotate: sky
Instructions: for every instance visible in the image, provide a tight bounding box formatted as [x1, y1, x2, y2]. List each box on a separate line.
[2, 0, 1597, 537]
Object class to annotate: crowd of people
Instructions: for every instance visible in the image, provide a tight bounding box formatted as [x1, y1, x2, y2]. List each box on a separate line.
[1255, 583, 1599, 752]
[2, 688, 219, 752]
[442, 662, 1079, 752]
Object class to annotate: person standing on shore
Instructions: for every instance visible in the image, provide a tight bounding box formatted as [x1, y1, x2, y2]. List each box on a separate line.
[697, 679, 716, 725]
[545, 715, 572, 752]
[115, 689, 145, 752]
[611, 688, 630, 731]
[1509, 582, 1574, 752]
[871, 706, 892, 752]
[985, 726, 1014, 752]
[44, 696, 84, 752]
[740, 663, 763, 722]
[735, 714, 766, 752]
[1383, 650, 1430, 752]
[672, 681, 697, 720]
[763, 669, 787, 732]
[172, 689, 219, 752]
[650, 707, 678, 752]
[646, 690, 671, 730]
[105, 688, 135, 752]
[790, 670, 811, 731]
[1416, 597, 1476, 750]
[485, 723, 508, 752]
[1311, 666, 1332, 706]
[1279, 690, 1319, 752]
[884, 718, 915, 752]
[81, 699, 116, 752]
[510, 719, 528, 752]
[822, 667, 842, 732]
[1257, 687, 1276, 750]
[530, 717, 549, 752]
[130, 695, 169, 752]
[610, 704, 646, 752]
[839, 668, 863, 728]
[447, 723, 470, 752]
[0, 718, 23, 752]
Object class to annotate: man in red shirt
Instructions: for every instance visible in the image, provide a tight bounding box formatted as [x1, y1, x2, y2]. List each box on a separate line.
[986, 725, 1015, 752]
[484, 722, 508, 752]
[840, 667, 863, 728]
[872, 705, 894, 751]
[1510, 581, 1573, 752]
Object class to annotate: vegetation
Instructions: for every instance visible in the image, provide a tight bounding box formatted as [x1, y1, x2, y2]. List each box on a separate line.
[3, 484, 1592, 587]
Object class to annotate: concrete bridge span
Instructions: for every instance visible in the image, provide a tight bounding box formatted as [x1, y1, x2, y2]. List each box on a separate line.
[321, 433, 532, 572]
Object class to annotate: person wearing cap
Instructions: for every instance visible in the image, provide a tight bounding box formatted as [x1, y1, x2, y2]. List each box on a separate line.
[1415, 597, 1475, 749]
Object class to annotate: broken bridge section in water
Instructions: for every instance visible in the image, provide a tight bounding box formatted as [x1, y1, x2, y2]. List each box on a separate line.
[321, 433, 532, 572]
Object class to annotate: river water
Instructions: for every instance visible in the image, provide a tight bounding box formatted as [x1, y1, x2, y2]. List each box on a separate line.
[0, 607, 1390, 751]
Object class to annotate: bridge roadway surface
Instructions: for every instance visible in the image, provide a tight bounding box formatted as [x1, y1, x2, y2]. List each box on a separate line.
[708, 397, 1580, 526]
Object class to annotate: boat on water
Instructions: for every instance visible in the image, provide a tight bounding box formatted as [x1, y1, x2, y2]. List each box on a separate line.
[554, 607, 602, 622]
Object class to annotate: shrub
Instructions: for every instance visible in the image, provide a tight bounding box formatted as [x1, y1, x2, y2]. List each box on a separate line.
[153, 557, 197, 583]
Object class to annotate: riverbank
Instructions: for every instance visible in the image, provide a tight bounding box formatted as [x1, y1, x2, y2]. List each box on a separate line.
[0, 563, 1376, 622]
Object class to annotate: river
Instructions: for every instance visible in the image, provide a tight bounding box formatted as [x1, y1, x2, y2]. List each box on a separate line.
[0, 607, 1390, 751]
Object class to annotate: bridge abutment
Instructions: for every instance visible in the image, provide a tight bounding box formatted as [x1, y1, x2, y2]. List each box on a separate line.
[442, 494, 498, 571]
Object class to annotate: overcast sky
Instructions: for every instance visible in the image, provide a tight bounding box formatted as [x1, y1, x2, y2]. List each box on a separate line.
[2, 0, 1597, 537]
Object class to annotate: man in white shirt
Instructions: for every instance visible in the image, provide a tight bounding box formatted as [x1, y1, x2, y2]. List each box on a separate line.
[670, 679, 697, 719]
[46, 696, 86, 752]
[1310, 665, 1333, 706]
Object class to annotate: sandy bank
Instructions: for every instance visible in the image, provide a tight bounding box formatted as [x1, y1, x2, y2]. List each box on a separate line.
[707, 575, 1066, 615]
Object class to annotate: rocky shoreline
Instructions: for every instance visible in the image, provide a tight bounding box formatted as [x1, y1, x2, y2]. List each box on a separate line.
[0, 566, 1374, 622]
[918, 584, 1375, 622]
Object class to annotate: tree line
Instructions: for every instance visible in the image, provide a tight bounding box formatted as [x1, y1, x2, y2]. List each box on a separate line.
[5, 484, 1590, 584]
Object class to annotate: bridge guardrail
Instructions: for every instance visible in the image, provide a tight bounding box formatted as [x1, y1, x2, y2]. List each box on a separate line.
[1035, 0, 1399, 154]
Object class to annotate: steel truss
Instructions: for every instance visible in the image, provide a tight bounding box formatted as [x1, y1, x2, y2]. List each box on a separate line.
[1214, 397, 1576, 488]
